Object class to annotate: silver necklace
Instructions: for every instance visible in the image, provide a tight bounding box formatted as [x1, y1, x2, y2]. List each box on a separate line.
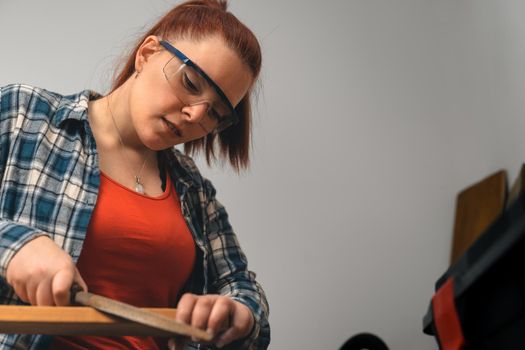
[106, 96, 150, 194]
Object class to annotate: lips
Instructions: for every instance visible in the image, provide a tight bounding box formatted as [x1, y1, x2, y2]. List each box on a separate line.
[162, 117, 182, 137]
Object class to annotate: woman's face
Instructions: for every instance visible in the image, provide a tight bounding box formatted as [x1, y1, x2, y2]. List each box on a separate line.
[128, 35, 253, 150]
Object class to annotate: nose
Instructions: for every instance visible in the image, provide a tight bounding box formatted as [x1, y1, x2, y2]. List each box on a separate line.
[182, 103, 209, 124]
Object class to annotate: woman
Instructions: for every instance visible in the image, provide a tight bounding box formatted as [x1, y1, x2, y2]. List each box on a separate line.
[0, 0, 269, 349]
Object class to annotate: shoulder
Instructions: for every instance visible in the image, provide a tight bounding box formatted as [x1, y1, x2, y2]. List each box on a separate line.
[1, 83, 99, 125]
[172, 147, 201, 175]
[167, 148, 216, 196]
[1, 84, 65, 126]
[1, 83, 63, 112]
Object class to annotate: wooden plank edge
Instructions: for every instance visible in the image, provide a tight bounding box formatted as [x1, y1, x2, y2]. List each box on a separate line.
[0, 306, 178, 336]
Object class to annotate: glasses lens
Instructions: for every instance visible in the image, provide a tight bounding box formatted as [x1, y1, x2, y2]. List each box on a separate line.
[163, 57, 236, 133]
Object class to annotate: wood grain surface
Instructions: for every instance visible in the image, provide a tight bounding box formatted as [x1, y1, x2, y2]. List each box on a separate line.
[0, 306, 179, 336]
[72, 291, 212, 341]
[450, 170, 507, 265]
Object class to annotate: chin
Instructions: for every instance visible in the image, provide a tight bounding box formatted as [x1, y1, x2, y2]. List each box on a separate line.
[144, 140, 175, 151]
[138, 132, 173, 151]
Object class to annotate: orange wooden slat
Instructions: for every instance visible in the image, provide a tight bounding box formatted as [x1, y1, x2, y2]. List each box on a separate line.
[0, 306, 178, 336]
[450, 170, 507, 265]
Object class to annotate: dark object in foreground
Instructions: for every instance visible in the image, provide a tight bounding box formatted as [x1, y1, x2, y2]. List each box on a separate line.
[423, 191, 525, 349]
[340, 333, 389, 350]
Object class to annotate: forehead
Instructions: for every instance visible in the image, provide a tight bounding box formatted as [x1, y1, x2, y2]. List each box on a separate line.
[165, 35, 253, 106]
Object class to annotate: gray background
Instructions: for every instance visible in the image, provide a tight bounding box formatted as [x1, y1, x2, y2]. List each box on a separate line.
[2, 1, 525, 349]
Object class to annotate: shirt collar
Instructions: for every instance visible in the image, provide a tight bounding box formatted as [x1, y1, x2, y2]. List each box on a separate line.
[162, 148, 206, 191]
[52, 89, 102, 128]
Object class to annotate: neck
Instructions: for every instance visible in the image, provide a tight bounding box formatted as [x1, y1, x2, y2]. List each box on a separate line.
[88, 82, 149, 153]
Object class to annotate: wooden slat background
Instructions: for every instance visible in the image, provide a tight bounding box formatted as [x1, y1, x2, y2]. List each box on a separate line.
[450, 170, 507, 265]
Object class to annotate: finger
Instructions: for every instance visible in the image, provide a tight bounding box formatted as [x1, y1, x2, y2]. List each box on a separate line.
[25, 279, 39, 305]
[191, 296, 216, 332]
[11, 281, 29, 303]
[35, 277, 54, 306]
[215, 316, 247, 348]
[215, 302, 254, 348]
[168, 338, 175, 350]
[168, 337, 187, 350]
[216, 327, 241, 349]
[13, 285, 30, 303]
[175, 293, 198, 324]
[207, 297, 232, 336]
[51, 268, 75, 306]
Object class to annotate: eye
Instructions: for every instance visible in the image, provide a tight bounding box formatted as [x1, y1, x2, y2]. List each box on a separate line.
[182, 73, 199, 94]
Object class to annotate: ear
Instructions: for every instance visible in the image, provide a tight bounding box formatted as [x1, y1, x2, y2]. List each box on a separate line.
[134, 35, 162, 73]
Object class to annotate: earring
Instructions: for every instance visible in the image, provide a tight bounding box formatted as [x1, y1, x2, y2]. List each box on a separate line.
[135, 71, 140, 79]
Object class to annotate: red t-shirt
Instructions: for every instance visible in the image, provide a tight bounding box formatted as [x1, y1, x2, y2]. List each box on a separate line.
[50, 171, 195, 349]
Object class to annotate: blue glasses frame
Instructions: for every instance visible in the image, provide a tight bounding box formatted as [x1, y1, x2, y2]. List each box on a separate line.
[159, 40, 239, 132]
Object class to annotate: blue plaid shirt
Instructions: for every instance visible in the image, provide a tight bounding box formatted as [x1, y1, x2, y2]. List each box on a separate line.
[0, 84, 269, 349]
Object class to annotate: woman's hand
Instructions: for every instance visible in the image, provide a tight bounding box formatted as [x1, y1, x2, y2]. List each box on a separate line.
[5, 236, 87, 306]
[168, 293, 255, 349]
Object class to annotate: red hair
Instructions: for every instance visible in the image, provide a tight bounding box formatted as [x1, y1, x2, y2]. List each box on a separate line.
[111, 0, 262, 171]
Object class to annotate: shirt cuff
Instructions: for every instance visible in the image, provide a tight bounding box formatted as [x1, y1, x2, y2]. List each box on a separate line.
[0, 220, 50, 278]
[226, 296, 261, 350]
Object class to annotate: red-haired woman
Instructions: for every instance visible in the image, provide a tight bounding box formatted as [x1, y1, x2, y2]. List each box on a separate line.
[0, 0, 269, 349]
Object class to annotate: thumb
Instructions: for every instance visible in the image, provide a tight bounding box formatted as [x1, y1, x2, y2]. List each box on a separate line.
[73, 267, 88, 292]
[52, 267, 88, 306]
[51, 269, 76, 306]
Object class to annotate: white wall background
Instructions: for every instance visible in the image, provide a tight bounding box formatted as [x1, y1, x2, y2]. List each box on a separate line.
[2, 1, 525, 349]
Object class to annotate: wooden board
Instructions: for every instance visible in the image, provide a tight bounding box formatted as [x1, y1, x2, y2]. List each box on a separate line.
[72, 290, 212, 341]
[507, 164, 525, 208]
[450, 170, 507, 265]
[0, 306, 178, 336]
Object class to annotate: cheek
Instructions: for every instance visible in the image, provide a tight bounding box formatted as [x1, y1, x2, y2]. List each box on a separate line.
[130, 82, 177, 121]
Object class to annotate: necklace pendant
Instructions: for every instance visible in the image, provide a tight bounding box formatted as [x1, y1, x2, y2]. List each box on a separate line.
[134, 177, 145, 194]
[135, 182, 145, 194]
